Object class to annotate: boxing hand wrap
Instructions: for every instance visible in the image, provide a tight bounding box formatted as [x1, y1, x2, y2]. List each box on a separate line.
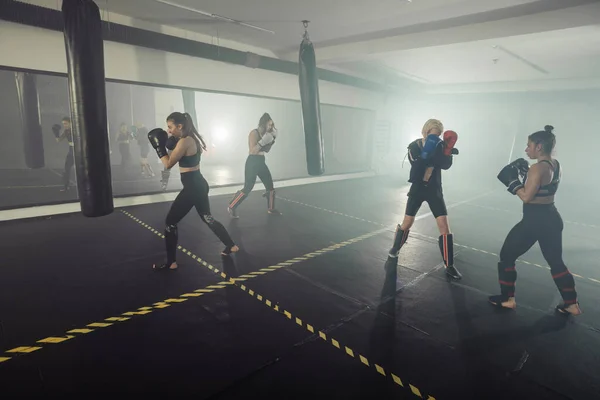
[421, 134, 442, 160]
[442, 130, 458, 156]
[148, 128, 168, 159]
[497, 164, 523, 194]
[166, 135, 179, 151]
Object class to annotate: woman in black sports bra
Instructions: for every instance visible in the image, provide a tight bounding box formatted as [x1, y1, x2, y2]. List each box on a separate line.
[150, 112, 238, 271]
[490, 125, 581, 315]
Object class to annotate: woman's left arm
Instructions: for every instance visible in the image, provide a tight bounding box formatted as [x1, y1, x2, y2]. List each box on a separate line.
[516, 164, 541, 203]
[162, 137, 189, 169]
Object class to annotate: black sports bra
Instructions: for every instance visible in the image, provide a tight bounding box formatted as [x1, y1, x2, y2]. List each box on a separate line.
[178, 138, 201, 168]
[535, 160, 560, 197]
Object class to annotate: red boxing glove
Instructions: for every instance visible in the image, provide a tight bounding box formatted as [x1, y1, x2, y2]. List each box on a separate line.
[443, 130, 458, 156]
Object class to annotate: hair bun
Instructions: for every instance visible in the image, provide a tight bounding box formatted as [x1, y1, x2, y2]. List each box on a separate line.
[544, 125, 554, 133]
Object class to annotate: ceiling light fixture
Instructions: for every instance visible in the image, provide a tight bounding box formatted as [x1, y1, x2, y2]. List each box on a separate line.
[153, 0, 275, 34]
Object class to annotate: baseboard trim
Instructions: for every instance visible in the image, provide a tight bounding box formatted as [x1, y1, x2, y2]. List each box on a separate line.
[0, 171, 376, 222]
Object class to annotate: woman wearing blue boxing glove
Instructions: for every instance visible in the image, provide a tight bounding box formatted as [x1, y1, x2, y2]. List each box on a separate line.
[388, 119, 461, 280]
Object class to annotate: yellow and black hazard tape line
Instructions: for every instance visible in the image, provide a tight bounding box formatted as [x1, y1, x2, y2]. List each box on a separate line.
[278, 198, 600, 287]
[0, 281, 236, 365]
[119, 209, 392, 278]
[119, 209, 437, 399]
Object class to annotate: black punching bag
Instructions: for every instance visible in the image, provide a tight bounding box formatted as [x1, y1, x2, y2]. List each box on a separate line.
[15, 72, 45, 169]
[62, 0, 113, 217]
[182, 89, 198, 126]
[299, 23, 324, 176]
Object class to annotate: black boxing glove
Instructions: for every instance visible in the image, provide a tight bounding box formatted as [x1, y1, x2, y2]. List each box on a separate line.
[511, 158, 529, 180]
[451, 148, 459, 155]
[148, 128, 168, 159]
[52, 124, 61, 138]
[166, 135, 179, 151]
[497, 164, 523, 195]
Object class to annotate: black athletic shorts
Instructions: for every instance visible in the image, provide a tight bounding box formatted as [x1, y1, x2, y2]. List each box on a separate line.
[405, 185, 447, 218]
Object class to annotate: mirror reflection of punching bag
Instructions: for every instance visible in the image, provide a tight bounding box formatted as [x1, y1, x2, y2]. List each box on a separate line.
[299, 21, 324, 176]
[15, 72, 45, 169]
[182, 89, 198, 127]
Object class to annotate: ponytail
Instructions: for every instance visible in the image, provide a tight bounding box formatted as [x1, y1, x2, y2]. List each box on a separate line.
[167, 111, 207, 151]
[182, 112, 207, 151]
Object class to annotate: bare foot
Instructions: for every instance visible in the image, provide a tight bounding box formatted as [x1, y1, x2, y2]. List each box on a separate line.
[221, 245, 240, 256]
[489, 296, 517, 309]
[153, 262, 177, 270]
[558, 303, 582, 316]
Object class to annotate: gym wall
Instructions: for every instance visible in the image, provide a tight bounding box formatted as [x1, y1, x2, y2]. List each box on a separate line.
[0, 18, 380, 210]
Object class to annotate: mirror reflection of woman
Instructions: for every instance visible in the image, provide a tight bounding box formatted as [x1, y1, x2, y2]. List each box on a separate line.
[116, 122, 132, 170]
[53, 116, 74, 192]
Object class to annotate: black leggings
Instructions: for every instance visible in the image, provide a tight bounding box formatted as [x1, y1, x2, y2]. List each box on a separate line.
[165, 170, 235, 264]
[63, 147, 74, 189]
[229, 155, 275, 211]
[242, 155, 273, 193]
[497, 203, 577, 304]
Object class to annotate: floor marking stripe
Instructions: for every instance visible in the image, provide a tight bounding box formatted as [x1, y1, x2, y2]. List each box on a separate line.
[87, 322, 112, 328]
[7, 346, 42, 354]
[119, 211, 439, 399]
[67, 328, 94, 334]
[275, 199, 600, 286]
[122, 310, 153, 316]
[0, 277, 233, 364]
[37, 336, 75, 344]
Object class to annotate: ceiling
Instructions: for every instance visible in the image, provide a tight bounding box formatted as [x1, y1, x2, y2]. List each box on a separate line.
[21, 0, 600, 89]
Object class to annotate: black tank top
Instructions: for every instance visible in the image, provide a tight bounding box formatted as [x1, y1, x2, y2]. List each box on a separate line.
[178, 138, 201, 168]
[535, 160, 560, 197]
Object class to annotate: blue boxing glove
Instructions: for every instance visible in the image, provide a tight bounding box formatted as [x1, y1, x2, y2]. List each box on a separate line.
[421, 134, 442, 160]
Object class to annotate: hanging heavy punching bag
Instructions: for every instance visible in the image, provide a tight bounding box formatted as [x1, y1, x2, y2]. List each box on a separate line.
[298, 21, 324, 176]
[62, 0, 113, 217]
[15, 72, 45, 169]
